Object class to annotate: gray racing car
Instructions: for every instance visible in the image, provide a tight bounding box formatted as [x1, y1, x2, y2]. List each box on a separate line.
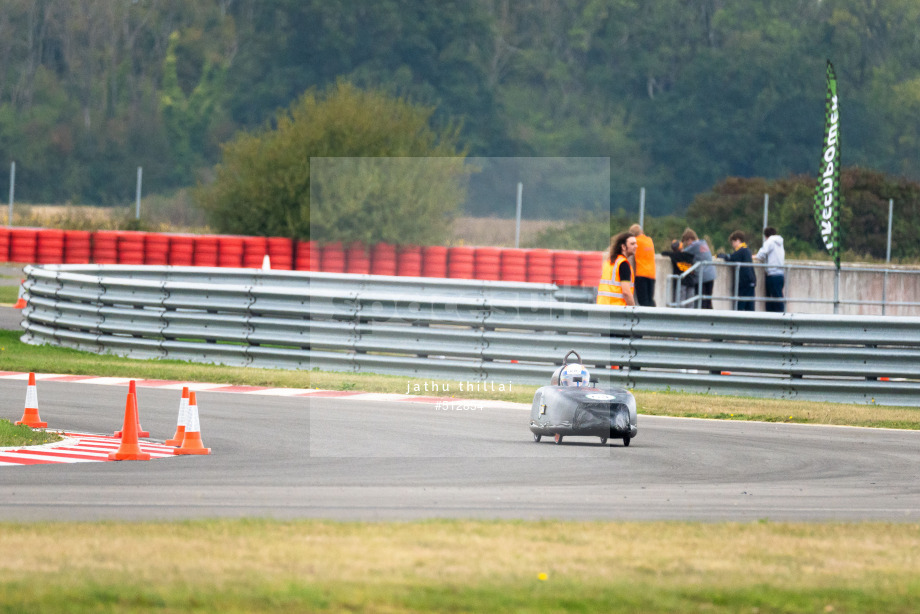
[529, 350, 637, 446]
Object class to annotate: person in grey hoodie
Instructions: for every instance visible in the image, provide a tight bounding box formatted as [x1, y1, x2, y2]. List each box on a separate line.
[755, 226, 785, 312]
[680, 228, 717, 308]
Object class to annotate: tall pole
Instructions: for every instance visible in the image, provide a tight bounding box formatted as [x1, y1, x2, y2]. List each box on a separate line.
[832, 192, 841, 315]
[762, 193, 769, 231]
[886, 198, 893, 263]
[883, 198, 893, 315]
[7, 162, 15, 227]
[638, 187, 646, 229]
[833, 268, 840, 315]
[135, 166, 143, 220]
[514, 181, 523, 248]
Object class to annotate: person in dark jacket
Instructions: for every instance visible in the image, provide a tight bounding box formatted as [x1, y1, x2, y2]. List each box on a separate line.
[660, 239, 697, 308]
[680, 228, 717, 309]
[717, 230, 756, 311]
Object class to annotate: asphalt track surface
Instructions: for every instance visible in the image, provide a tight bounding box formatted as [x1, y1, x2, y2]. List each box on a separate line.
[1, 376, 919, 522]
[0, 305, 22, 331]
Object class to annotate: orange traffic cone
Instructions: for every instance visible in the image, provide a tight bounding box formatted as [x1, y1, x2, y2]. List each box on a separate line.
[15, 372, 47, 428]
[115, 380, 149, 438]
[165, 386, 190, 446]
[174, 391, 210, 455]
[108, 392, 151, 461]
[13, 279, 27, 309]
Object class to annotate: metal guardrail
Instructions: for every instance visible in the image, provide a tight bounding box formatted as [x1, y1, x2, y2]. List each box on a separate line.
[19, 264, 920, 407]
[47, 264, 567, 299]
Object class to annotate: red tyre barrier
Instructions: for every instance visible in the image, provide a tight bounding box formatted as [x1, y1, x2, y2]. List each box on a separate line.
[193, 235, 220, 267]
[0, 227, 10, 262]
[10, 228, 38, 263]
[217, 236, 244, 268]
[119, 251, 145, 264]
[447, 246, 475, 279]
[552, 250, 581, 286]
[168, 234, 195, 266]
[500, 248, 528, 282]
[526, 249, 554, 283]
[421, 246, 448, 278]
[91, 230, 119, 264]
[371, 242, 397, 258]
[396, 245, 422, 277]
[144, 233, 170, 265]
[579, 251, 604, 287]
[8, 229, 605, 287]
[294, 240, 318, 271]
[346, 242, 370, 274]
[320, 242, 345, 273]
[36, 229, 65, 264]
[370, 242, 397, 276]
[242, 236, 268, 268]
[527, 267, 554, 283]
[474, 247, 501, 280]
[116, 231, 147, 265]
[267, 237, 293, 270]
[116, 231, 142, 249]
[63, 230, 91, 264]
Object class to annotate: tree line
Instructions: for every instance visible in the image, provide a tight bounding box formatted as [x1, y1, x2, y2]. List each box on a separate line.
[0, 1, 919, 249]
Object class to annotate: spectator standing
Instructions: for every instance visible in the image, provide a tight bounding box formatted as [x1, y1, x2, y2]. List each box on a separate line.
[717, 230, 756, 311]
[597, 232, 637, 307]
[755, 226, 785, 312]
[629, 223, 656, 307]
[661, 239, 696, 308]
[680, 228, 717, 309]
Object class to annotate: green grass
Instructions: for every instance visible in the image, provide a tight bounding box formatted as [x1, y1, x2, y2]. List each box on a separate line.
[0, 284, 20, 304]
[5, 581, 916, 613]
[0, 418, 61, 446]
[0, 519, 918, 613]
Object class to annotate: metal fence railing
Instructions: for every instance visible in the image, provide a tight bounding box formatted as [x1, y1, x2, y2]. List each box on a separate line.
[667, 260, 920, 316]
[19, 264, 920, 407]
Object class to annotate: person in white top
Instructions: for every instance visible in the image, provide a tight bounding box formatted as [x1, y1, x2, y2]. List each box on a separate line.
[755, 226, 785, 312]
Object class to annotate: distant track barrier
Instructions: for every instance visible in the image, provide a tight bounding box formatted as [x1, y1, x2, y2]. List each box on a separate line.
[19, 265, 920, 407]
[0, 227, 602, 287]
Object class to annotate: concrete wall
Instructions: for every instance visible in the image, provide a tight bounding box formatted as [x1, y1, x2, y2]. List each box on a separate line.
[651, 255, 920, 316]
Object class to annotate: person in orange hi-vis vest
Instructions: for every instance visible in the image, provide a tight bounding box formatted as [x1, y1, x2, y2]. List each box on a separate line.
[629, 224, 656, 307]
[597, 232, 637, 306]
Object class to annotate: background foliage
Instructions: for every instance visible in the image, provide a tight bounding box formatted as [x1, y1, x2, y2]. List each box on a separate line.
[195, 82, 466, 242]
[0, 0, 918, 254]
[537, 169, 920, 261]
[685, 169, 920, 259]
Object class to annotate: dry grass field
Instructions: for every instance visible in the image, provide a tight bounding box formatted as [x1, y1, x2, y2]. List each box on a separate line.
[9, 204, 560, 248]
[6, 204, 124, 229]
[8, 192, 209, 231]
[1, 520, 918, 612]
[449, 215, 565, 247]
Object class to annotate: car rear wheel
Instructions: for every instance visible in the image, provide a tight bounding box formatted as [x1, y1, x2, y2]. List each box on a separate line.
[623, 436, 631, 447]
[533, 433, 541, 442]
[599, 437, 608, 445]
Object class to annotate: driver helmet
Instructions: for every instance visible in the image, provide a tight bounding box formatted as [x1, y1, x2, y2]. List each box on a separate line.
[558, 363, 591, 387]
